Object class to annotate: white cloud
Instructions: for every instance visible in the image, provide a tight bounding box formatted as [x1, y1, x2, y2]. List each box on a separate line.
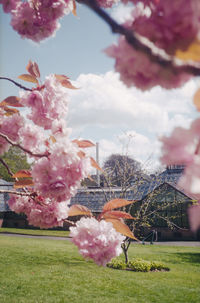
[68, 71, 198, 171]
[110, 3, 133, 24]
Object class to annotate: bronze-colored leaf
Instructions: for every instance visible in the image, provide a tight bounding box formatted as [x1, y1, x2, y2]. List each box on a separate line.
[68, 204, 92, 217]
[18, 74, 38, 84]
[72, 0, 77, 16]
[90, 157, 103, 172]
[73, 139, 95, 148]
[102, 211, 134, 220]
[12, 170, 32, 178]
[0, 96, 23, 108]
[105, 218, 138, 240]
[26, 60, 40, 78]
[14, 179, 34, 189]
[55, 74, 70, 81]
[50, 135, 56, 143]
[55, 75, 78, 89]
[3, 106, 19, 116]
[103, 199, 134, 212]
[77, 150, 86, 159]
[175, 39, 200, 62]
[193, 88, 200, 111]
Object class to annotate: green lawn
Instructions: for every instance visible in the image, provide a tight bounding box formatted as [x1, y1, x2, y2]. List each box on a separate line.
[0, 227, 70, 237]
[0, 235, 199, 303]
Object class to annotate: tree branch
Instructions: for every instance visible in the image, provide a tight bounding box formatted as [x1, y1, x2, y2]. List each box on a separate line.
[0, 189, 32, 196]
[78, 0, 200, 76]
[0, 77, 32, 91]
[0, 132, 49, 158]
[0, 157, 14, 177]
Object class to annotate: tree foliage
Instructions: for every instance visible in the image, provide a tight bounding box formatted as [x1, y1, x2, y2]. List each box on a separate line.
[102, 154, 148, 187]
[0, 146, 30, 181]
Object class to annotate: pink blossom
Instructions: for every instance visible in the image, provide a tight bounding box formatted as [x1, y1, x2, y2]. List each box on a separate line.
[188, 201, 200, 232]
[20, 74, 69, 129]
[27, 198, 69, 229]
[8, 194, 30, 214]
[0, 0, 20, 13]
[18, 123, 45, 154]
[70, 217, 125, 266]
[31, 141, 91, 202]
[132, 0, 200, 55]
[0, 113, 24, 142]
[96, 0, 119, 8]
[0, 137, 10, 155]
[105, 36, 191, 90]
[9, 1, 73, 42]
[8, 194, 69, 229]
[160, 127, 197, 166]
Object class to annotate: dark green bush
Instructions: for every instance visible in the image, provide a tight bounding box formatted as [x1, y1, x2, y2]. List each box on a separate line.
[107, 258, 126, 270]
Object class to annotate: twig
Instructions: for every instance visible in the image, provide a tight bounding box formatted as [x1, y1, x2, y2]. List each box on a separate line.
[0, 132, 49, 158]
[78, 0, 200, 76]
[0, 157, 14, 177]
[0, 189, 32, 196]
[0, 77, 32, 91]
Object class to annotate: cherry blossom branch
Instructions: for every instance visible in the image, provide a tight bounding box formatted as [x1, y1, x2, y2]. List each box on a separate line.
[0, 157, 14, 177]
[0, 77, 32, 91]
[0, 189, 32, 196]
[0, 132, 49, 158]
[78, 0, 200, 76]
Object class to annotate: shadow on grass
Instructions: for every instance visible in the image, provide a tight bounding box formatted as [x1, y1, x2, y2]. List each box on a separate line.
[169, 252, 200, 265]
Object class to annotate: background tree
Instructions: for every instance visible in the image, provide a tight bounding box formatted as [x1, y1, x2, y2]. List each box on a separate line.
[102, 154, 148, 188]
[0, 146, 31, 182]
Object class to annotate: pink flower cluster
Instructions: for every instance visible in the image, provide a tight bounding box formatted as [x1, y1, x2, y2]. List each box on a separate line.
[32, 140, 91, 202]
[96, 0, 119, 8]
[160, 118, 200, 232]
[8, 194, 69, 228]
[1, 0, 73, 42]
[0, 0, 119, 41]
[0, 112, 24, 155]
[20, 74, 68, 130]
[106, 0, 200, 90]
[105, 36, 191, 90]
[70, 217, 125, 266]
[160, 118, 200, 198]
[0, 66, 91, 229]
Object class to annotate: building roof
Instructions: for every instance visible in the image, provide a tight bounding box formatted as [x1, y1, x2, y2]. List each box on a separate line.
[70, 165, 191, 212]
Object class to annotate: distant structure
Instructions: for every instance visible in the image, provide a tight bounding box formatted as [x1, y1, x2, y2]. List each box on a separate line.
[1, 165, 199, 240]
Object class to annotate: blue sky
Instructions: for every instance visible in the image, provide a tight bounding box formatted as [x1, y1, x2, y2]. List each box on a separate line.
[0, 3, 198, 171]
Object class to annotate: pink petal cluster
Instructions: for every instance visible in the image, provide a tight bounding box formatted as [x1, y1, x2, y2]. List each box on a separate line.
[18, 123, 45, 153]
[105, 36, 191, 90]
[132, 0, 200, 55]
[20, 74, 68, 130]
[160, 118, 200, 200]
[31, 140, 91, 202]
[96, 0, 119, 8]
[1, 0, 73, 42]
[70, 217, 125, 266]
[0, 113, 24, 155]
[105, 0, 200, 90]
[8, 194, 69, 229]
[188, 201, 200, 232]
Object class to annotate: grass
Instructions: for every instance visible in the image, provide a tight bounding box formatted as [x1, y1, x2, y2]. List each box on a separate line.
[0, 235, 199, 303]
[0, 227, 70, 237]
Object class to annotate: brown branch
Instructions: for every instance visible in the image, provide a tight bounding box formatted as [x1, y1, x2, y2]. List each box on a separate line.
[0, 77, 32, 91]
[0, 157, 14, 177]
[78, 0, 200, 76]
[0, 132, 49, 158]
[0, 189, 32, 196]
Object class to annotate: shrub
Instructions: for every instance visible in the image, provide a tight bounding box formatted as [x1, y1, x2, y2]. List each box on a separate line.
[107, 258, 170, 272]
